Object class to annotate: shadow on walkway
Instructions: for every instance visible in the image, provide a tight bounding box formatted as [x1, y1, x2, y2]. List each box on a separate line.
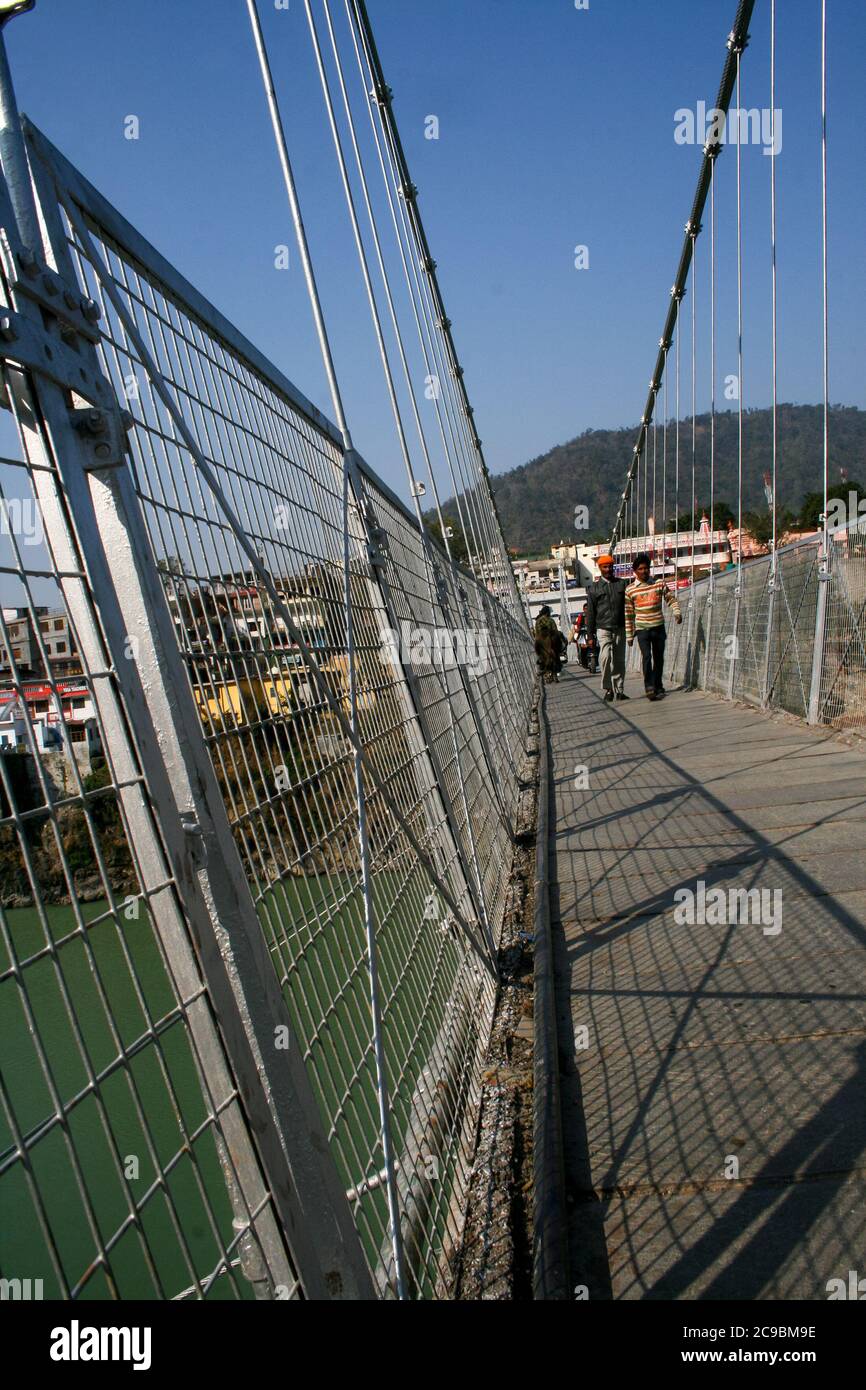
[546, 667, 866, 1300]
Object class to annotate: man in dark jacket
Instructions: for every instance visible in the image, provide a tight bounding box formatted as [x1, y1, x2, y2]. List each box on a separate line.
[585, 554, 630, 703]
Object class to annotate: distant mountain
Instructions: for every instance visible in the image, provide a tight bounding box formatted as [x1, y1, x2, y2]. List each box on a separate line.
[470, 404, 866, 556]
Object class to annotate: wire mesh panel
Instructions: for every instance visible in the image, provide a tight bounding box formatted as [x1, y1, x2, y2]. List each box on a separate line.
[12, 127, 535, 1298]
[701, 571, 738, 696]
[732, 554, 772, 706]
[686, 587, 711, 690]
[818, 529, 866, 731]
[360, 472, 531, 942]
[0, 407, 299, 1302]
[663, 586, 692, 686]
[767, 541, 820, 719]
[659, 539, 864, 737]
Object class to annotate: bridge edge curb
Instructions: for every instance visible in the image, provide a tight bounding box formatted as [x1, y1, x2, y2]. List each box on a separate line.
[532, 686, 570, 1300]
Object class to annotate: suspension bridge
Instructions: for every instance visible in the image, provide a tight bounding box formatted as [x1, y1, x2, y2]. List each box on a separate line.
[0, 0, 862, 1307]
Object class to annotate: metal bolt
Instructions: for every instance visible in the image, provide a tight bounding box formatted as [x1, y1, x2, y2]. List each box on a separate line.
[63, 289, 79, 311]
[76, 409, 107, 437]
[80, 296, 102, 324]
[0, 314, 18, 342]
[93, 442, 112, 460]
[42, 274, 58, 297]
[119, 409, 135, 432]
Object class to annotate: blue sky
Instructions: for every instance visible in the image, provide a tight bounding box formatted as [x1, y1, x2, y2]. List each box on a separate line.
[2, 0, 863, 497]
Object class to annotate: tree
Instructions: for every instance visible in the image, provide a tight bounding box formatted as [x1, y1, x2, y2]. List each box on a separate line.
[742, 508, 794, 546]
[427, 515, 469, 565]
[675, 500, 735, 532]
[798, 480, 864, 530]
[156, 554, 188, 578]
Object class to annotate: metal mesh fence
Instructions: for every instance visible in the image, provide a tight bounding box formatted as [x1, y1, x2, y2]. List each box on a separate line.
[702, 577, 738, 697]
[733, 554, 772, 706]
[766, 542, 820, 719]
[687, 586, 711, 691]
[817, 526, 866, 731]
[663, 585, 692, 687]
[0, 125, 534, 1300]
[360, 473, 532, 942]
[646, 530, 866, 739]
[0, 391, 297, 1303]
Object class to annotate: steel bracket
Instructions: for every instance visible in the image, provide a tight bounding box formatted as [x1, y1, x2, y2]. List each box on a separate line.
[0, 228, 102, 342]
[0, 306, 115, 407]
[69, 401, 132, 470]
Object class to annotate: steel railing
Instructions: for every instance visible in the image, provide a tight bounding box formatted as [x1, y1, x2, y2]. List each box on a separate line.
[641, 525, 866, 733]
[0, 102, 534, 1301]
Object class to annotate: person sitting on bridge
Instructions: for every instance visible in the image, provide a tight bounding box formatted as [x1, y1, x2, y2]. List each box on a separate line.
[585, 555, 629, 703]
[625, 553, 682, 701]
[573, 603, 599, 673]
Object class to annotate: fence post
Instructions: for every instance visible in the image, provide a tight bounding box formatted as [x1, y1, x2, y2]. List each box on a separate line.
[700, 584, 714, 691]
[807, 554, 832, 725]
[761, 566, 777, 708]
[726, 583, 741, 700]
[12, 120, 376, 1299]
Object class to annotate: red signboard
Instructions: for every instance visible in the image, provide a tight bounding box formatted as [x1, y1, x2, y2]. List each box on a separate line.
[0, 680, 90, 708]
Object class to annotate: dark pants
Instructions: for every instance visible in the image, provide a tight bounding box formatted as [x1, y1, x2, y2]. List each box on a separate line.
[637, 625, 666, 693]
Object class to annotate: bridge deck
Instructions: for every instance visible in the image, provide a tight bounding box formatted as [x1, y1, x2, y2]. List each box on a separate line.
[546, 665, 866, 1300]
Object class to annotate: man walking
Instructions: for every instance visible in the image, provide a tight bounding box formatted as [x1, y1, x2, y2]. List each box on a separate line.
[625, 552, 682, 701]
[534, 605, 560, 683]
[585, 554, 629, 703]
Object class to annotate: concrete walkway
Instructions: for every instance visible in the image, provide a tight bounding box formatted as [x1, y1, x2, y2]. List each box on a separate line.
[546, 664, 866, 1300]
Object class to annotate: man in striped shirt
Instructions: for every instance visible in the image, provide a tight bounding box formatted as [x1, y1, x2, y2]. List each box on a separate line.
[625, 553, 682, 701]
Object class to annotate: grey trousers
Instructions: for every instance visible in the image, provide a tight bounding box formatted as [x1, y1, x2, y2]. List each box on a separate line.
[597, 627, 626, 696]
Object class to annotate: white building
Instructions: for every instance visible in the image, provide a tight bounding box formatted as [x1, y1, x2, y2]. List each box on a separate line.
[0, 606, 79, 679]
[512, 541, 608, 631]
[613, 517, 733, 583]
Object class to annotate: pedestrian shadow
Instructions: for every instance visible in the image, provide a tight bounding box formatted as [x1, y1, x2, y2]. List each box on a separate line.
[683, 612, 707, 689]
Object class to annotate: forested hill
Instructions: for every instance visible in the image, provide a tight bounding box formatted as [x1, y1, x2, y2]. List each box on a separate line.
[481, 404, 866, 555]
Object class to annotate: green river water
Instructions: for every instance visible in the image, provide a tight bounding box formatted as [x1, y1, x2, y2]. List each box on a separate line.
[1, 872, 456, 1298]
